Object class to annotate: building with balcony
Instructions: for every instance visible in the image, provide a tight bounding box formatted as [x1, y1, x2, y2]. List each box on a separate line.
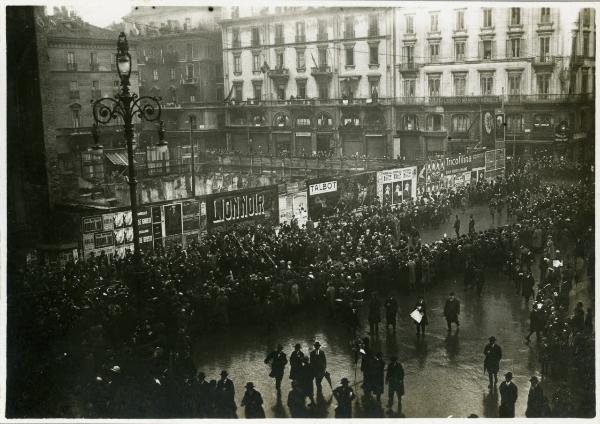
[393, 6, 595, 160]
[219, 6, 395, 158]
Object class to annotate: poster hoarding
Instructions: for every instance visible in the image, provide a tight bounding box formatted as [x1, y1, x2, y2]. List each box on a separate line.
[377, 166, 417, 205]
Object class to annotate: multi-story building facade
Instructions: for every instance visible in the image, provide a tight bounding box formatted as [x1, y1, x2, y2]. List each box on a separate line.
[219, 5, 595, 160]
[219, 6, 395, 158]
[125, 6, 227, 173]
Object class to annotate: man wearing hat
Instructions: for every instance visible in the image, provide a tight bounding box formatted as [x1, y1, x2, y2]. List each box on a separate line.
[287, 380, 307, 418]
[483, 336, 502, 388]
[384, 296, 399, 332]
[215, 370, 237, 418]
[310, 341, 327, 396]
[526, 376, 545, 418]
[289, 343, 305, 381]
[499, 372, 518, 417]
[333, 377, 356, 418]
[264, 344, 288, 396]
[241, 382, 265, 418]
[195, 371, 212, 418]
[386, 356, 405, 411]
[443, 292, 461, 331]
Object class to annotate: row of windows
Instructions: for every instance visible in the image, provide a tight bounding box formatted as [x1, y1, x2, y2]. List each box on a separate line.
[403, 8, 553, 34]
[229, 110, 385, 128]
[65, 51, 116, 71]
[139, 42, 220, 62]
[231, 14, 379, 48]
[143, 63, 222, 83]
[399, 113, 561, 132]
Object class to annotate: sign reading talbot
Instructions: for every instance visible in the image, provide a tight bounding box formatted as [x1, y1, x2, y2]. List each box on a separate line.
[206, 186, 279, 230]
[309, 180, 338, 195]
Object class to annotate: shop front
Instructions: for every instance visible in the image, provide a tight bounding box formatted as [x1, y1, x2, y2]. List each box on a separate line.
[273, 132, 292, 155]
[365, 134, 386, 158]
[294, 131, 313, 156]
[341, 131, 363, 157]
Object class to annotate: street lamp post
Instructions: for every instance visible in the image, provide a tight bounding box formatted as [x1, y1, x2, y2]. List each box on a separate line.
[91, 33, 163, 262]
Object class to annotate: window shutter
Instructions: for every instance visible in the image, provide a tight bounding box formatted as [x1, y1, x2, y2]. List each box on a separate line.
[478, 40, 483, 59]
[506, 39, 510, 58]
[521, 37, 527, 57]
[492, 40, 496, 59]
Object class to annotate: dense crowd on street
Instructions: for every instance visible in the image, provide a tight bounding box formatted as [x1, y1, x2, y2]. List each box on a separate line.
[7, 157, 594, 418]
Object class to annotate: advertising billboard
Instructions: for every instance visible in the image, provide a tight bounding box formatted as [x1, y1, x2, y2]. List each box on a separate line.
[377, 166, 417, 205]
[307, 177, 341, 221]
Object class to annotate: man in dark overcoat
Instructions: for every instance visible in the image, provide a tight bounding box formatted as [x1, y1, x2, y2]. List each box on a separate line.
[443, 292, 461, 331]
[310, 341, 327, 396]
[483, 336, 502, 388]
[386, 356, 405, 411]
[499, 372, 518, 417]
[264, 344, 288, 395]
[289, 343, 304, 381]
[333, 378, 355, 418]
[215, 370, 236, 418]
[526, 376, 545, 418]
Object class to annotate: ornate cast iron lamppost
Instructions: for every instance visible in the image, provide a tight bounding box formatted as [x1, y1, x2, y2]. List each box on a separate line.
[91, 33, 164, 261]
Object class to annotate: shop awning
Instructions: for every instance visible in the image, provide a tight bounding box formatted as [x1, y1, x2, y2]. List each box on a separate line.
[104, 151, 131, 166]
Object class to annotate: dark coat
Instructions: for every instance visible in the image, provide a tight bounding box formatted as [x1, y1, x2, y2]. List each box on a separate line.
[368, 298, 381, 323]
[289, 350, 304, 380]
[444, 298, 460, 319]
[333, 385, 355, 418]
[298, 362, 314, 397]
[526, 384, 545, 418]
[196, 380, 212, 417]
[310, 349, 327, 377]
[215, 378, 236, 415]
[384, 298, 398, 320]
[287, 387, 306, 418]
[386, 361, 405, 395]
[499, 381, 518, 417]
[242, 389, 265, 418]
[483, 343, 502, 374]
[265, 350, 288, 379]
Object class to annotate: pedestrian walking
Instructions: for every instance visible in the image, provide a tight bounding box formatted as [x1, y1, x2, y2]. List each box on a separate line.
[368, 293, 382, 338]
[287, 380, 306, 418]
[241, 382, 265, 418]
[525, 376, 546, 418]
[310, 341, 327, 396]
[443, 292, 460, 331]
[475, 265, 485, 297]
[386, 356, 405, 411]
[384, 296, 398, 332]
[264, 344, 288, 396]
[468, 215, 475, 235]
[521, 271, 535, 306]
[298, 356, 315, 406]
[215, 370, 237, 418]
[454, 215, 461, 238]
[366, 352, 385, 402]
[525, 305, 544, 343]
[499, 372, 518, 417]
[195, 371, 211, 418]
[333, 378, 355, 418]
[289, 343, 304, 381]
[412, 297, 428, 337]
[483, 336, 502, 388]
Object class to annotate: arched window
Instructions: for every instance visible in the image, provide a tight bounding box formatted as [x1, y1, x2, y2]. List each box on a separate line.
[365, 110, 385, 128]
[342, 112, 361, 127]
[451, 114, 470, 133]
[316, 112, 333, 128]
[426, 114, 443, 131]
[506, 114, 523, 132]
[273, 112, 290, 127]
[295, 115, 312, 128]
[402, 114, 418, 131]
[231, 110, 247, 125]
[251, 112, 266, 126]
[533, 114, 553, 128]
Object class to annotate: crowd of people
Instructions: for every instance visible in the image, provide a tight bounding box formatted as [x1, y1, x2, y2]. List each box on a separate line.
[7, 158, 594, 418]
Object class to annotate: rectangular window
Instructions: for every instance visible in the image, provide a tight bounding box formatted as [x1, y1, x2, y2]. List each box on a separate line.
[540, 8, 551, 24]
[71, 108, 80, 128]
[275, 24, 284, 44]
[583, 33, 590, 57]
[509, 38, 521, 58]
[453, 74, 466, 96]
[92, 80, 99, 89]
[170, 68, 176, 80]
[232, 28, 241, 49]
[318, 83, 329, 100]
[583, 8, 591, 27]
[233, 55, 241, 73]
[428, 75, 440, 97]
[253, 83, 262, 100]
[277, 84, 286, 100]
[253, 53, 261, 72]
[429, 43, 440, 62]
[511, 8, 521, 25]
[345, 46, 354, 66]
[190, 95, 195, 102]
[69, 80, 79, 99]
[296, 50, 305, 69]
[369, 14, 379, 36]
[297, 80, 306, 99]
[480, 74, 494, 95]
[90, 52, 98, 70]
[186, 43, 193, 60]
[318, 48, 327, 67]
[582, 69, 589, 93]
[508, 73, 521, 95]
[276, 51, 284, 68]
[251, 27, 260, 47]
[430, 14, 439, 32]
[455, 41, 465, 61]
[186, 63, 194, 79]
[403, 45, 414, 63]
[345, 16, 355, 38]
[482, 40, 493, 59]
[234, 83, 243, 101]
[153, 69, 159, 80]
[369, 80, 379, 98]
[185, 17, 191, 30]
[483, 9, 493, 28]
[318, 19, 327, 41]
[537, 74, 550, 97]
[406, 15, 414, 34]
[67, 51, 76, 70]
[296, 22, 305, 42]
[456, 10, 465, 30]
[369, 44, 379, 65]
[539, 36, 550, 59]
[507, 114, 523, 132]
[403, 79, 416, 97]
